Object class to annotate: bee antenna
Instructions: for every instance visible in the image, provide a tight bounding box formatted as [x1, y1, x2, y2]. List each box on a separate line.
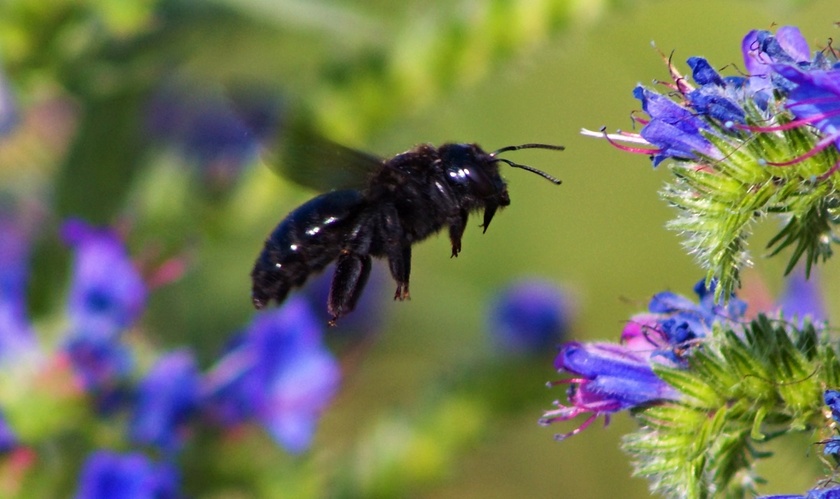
[491, 143, 566, 155]
[494, 158, 562, 185]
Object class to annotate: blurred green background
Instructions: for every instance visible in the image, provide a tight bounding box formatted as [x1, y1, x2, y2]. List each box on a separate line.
[2, 0, 839, 496]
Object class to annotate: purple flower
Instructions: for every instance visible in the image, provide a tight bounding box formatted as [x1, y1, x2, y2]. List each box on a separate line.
[542, 280, 745, 439]
[759, 486, 840, 499]
[75, 450, 179, 499]
[540, 341, 679, 440]
[129, 350, 200, 453]
[630, 279, 746, 364]
[742, 26, 814, 104]
[204, 298, 340, 453]
[62, 219, 147, 340]
[632, 86, 722, 166]
[146, 85, 283, 189]
[825, 390, 840, 423]
[0, 410, 18, 453]
[776, 267, 826, 324]
[0, 210, 37, 361]
[685, 57, 747, 125]
[487, 279, 573, 355]
[0, 62, 18, 136]
[61, 219, 145, 397]
[63, 336, 133, 397]
[772, 65, 840, 149]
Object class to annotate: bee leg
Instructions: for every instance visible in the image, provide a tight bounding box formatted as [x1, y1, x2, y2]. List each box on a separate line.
[388, 246, 411, 301]
[328, 252, 372, 326]
[448, 210, 468, 257]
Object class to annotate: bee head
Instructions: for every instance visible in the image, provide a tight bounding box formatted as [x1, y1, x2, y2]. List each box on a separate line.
[439, 142, 562, 232]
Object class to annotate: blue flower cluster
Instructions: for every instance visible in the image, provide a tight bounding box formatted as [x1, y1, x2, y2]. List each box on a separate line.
[541, 280, 744, 439]
[597, 26, 840, 173]
[540, 266, 827, 443]
[0, 215, 341, 497]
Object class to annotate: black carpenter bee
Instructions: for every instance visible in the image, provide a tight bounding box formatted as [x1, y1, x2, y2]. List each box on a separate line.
[251, 140, 563, 325]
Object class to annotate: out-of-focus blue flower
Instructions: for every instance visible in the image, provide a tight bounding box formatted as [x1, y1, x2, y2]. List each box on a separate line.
[63, 337, 133, 399]
[75, 450, 179, 499]
[540, 341, 679, 440]
[61, 219, 145, 399]
[0, 410, 18, 453]
[129, 350, 200, 453]
[62, 219, 147, 340]
[487, 279, 573, 356]
[146, 85, 284, 189]
[0, 60, 18, 136]
[776, 267, 826, 324]
[0, 209, 37, 361]
[203, 297, 340, 453]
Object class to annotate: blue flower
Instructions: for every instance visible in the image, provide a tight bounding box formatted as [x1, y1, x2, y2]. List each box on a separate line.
[203, 298, 340, 453]
[759, 485, 840, 499]
[825, 389, 840, 423]
[777, 267, 826, 324]
[772, 65, 840, 150]
[542, 280, 746, 439]
[0, 209, 37, 361]
[146, 85, 283, 189]
[632, 86, 722, 166]
[0, 410, 18, 453]
[0, 61, 18, 136]
[62, 219, 147, 340]
[61, 220, 145, 398]
[742, 26, 814, 105]
[63, 336, 133, 399]
[632, 279, 746, 364]
[487, 279, 573, 355]
[75, 450, 179, 499]
[129, 350, 200, 453]
[685, 57, 747, 125]
[540, 341, 679, 440]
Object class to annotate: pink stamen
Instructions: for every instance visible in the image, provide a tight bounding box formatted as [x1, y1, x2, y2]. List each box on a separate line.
[817, 158, 840, 182]
[733, 94, 840, 137]
[736, 116, 823, 133]
[600, 128, 661, 155]
[553, 413, 601, 441]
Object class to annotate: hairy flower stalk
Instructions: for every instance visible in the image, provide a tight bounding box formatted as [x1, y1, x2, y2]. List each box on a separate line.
[561, 26, 840, 499]
[585, 26, 840, 300]
[543, 276, 839, 498]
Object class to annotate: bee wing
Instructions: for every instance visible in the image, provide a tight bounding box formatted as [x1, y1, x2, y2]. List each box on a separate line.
[264, 116, 383, 191]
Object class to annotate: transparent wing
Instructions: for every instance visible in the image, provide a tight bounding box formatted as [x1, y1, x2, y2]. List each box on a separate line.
[263, 115, 383, 191]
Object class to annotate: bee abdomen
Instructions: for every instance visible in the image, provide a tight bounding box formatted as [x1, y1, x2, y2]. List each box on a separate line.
[250, 190, 366, 309]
